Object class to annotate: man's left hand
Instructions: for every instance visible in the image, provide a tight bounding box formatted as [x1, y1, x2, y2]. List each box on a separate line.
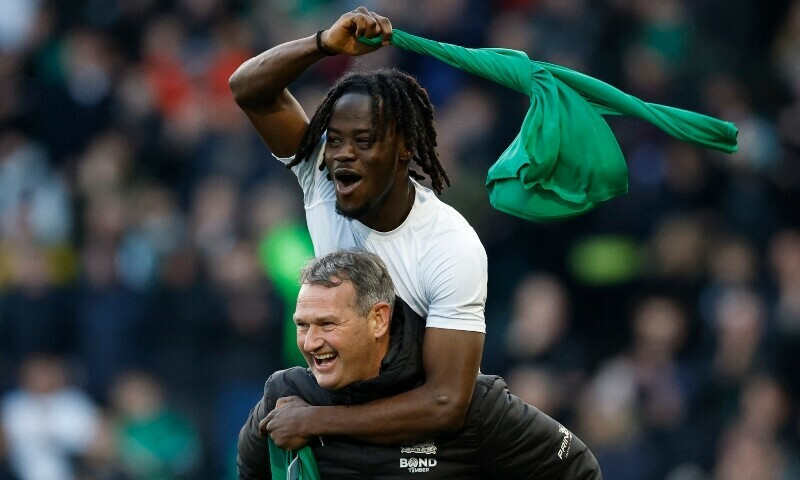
[260, 396, 315, 450]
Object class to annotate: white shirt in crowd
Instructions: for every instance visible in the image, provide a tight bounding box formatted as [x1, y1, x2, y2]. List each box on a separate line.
[1, 387, 99, 480]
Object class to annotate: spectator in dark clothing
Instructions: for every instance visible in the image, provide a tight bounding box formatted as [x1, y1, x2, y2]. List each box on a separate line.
[76, 241, 146, 401]
[0, 246, 74, 363]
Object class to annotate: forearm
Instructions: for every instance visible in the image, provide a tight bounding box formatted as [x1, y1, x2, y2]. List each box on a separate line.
[302, 327, 484, 444]
[306, 382, 470, 444]
[229, 34, 327, 112]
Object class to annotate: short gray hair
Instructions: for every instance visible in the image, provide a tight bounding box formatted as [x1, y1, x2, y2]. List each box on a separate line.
[300, 250, 395, 316]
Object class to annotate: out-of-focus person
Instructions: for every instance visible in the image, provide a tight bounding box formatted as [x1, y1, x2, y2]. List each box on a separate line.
[0, 354, 99, 480]
[109, 371, 201, 480]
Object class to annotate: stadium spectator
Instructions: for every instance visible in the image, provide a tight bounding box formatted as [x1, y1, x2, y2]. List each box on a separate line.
[711, 427, 797, 480]
[500, 273, 588, 422]
[505, 274, 588, 375]
[505, 364, 561, 419]
[0, 423, 18, 480]
[0, 354, 99, 480]
[76, 238, 146, 401]
[73, 413, 132, 480]
[109, 371, 201, 480]
[575, 359, 657, 480]
[0, 244, 74, 364]
[770, 230, 800, 396]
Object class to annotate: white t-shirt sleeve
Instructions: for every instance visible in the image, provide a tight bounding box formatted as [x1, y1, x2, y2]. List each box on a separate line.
[424, 237, 488, 334]
[273, 135, 327, 207]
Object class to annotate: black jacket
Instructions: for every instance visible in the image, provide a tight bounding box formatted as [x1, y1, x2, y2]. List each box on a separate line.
[238, 300, 602, 479]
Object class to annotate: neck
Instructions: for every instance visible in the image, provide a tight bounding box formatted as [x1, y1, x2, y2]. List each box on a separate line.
[359, 178, 415, 232]
[369, 337, 391, 376]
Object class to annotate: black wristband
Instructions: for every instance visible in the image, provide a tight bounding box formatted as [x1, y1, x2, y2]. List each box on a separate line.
[316, 30, 337, 56]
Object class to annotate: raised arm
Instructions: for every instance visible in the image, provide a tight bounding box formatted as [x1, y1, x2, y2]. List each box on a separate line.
[228, 7, 392, 157]
[265, 328, 483, 445]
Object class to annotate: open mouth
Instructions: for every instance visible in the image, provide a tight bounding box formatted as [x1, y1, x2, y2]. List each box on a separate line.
[313, 352, 338, 369]
[333, 170, 363, 195]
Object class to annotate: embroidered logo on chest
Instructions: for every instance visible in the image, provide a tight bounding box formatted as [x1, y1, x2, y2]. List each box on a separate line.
[400, 440, 437, 455]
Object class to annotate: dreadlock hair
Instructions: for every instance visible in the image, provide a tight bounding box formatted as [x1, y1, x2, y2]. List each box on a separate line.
[288, 69, 450, 195]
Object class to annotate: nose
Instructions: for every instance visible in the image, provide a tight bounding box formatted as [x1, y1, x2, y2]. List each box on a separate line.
[303, 325, 325, 353]
[332, 140, 355, 162]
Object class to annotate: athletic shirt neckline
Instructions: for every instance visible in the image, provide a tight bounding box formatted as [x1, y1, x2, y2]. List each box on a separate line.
[349, 180, 432, 240]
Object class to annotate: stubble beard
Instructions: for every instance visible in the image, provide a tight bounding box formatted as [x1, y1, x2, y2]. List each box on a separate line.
[335, 199, 371, 220]
[333, 176, 396, 224]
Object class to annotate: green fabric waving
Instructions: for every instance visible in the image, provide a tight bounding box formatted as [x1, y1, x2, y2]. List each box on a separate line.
[268, 438, 321, 480]
[359, 30, 738, 220]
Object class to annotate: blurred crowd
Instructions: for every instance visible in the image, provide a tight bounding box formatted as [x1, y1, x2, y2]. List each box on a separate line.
[0, 0, 798, 479]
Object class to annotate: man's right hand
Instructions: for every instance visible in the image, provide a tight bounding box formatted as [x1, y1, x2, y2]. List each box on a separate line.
[322, 6, 393, 56]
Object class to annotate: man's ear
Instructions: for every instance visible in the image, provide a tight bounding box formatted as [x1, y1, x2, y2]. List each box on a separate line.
[397, 134, 413, 163]
[369, 302, 391, 338]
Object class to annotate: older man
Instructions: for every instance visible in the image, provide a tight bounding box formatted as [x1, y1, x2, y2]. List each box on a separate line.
[238, 250, 602, 479]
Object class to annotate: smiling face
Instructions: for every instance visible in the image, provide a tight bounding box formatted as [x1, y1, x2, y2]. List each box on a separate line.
[324, 92, 412, 231]
[294, 279, 390, 390]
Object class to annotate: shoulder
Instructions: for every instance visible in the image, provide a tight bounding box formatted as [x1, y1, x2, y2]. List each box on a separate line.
[419, 187, 485, 252]
[472, 375, 569, 458]
[275, 134, 333, 206]
[263, 367, 315, 410]
[472, 376, 603, 479]
[472, 375, 539, 428]
[472, 375, 507, 407]
[415, 190, 488, 331]
[414, 188, 486, 273]
[425, 217, 485, 283]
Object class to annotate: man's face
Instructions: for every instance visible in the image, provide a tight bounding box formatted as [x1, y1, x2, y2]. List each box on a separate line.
[294, 280, 384, 390]
[324, 92, 407, 222]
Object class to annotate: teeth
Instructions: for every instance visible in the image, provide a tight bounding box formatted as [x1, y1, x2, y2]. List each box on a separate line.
[314, 353, 336, 360]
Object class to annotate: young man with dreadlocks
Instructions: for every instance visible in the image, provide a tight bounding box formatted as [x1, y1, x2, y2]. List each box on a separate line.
[229, 6, 487, 454]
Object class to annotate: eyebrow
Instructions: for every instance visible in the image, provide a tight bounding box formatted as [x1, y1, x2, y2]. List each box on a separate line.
[327, 127, 372, 135]
[294, 314, 339, 324]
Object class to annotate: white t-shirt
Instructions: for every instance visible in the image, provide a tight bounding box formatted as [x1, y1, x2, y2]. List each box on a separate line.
[277, 139, 487, 333]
